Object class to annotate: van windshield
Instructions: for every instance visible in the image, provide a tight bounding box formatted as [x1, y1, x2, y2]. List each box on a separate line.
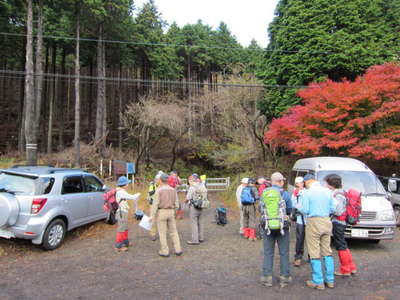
[317, 171, 386, 195]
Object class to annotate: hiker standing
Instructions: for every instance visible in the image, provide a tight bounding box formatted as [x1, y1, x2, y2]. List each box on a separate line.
[168, 171, 184, 219]
[115, 176, 140, 252]
[186, 174, 208, 245]
[299, 174, 336, 290]
[260, 172, 292, 288]
[324, 174, 357, 276]
[241, 178, 259, 241]
[148, 173, 162, 241]
[150, 173, 182, 257]
[236, 178, 249, 235]
[292, 176, 306, 267]
[168, 170, 181, 188]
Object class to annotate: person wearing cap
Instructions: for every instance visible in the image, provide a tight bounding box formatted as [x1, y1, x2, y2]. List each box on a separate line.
[241, 178, 259, 241]
[115, 176, 141, 252]
[186, 173, 208, 245]
[298, 174, 336, 290]
[236, 178, 249, 235]
[291, 176, 306, 267]
[148, 172, 162, 241]
[260, 172, 292, 288]
[150, 173, 182, 257]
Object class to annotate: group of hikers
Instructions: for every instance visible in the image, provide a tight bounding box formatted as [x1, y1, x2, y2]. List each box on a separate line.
[108, 169, 359, 291]
[109, 171, 208, 258]
[236, 172, 358, 290]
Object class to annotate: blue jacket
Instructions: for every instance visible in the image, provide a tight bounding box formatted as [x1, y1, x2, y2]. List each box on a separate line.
[298, 182, 336, 218]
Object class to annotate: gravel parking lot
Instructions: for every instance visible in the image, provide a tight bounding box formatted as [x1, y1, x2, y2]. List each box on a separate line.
[1, 194, 399, 300]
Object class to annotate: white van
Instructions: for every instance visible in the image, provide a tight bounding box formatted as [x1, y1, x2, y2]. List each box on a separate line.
[288, 157, 396, 243]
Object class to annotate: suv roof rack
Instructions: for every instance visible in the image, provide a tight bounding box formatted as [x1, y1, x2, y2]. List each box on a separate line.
[11, 164, 55, 168]
[49, 168, 84, 174]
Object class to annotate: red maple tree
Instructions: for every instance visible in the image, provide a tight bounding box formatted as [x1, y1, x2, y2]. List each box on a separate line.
[264, 63, 400, 161]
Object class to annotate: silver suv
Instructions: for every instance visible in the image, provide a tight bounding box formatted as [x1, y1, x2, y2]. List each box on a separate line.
[0, 166, 107, 250]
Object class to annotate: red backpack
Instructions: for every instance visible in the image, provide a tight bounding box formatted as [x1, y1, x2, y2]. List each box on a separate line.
[103, 188, 118, 213]
[337, 189, 362, 225]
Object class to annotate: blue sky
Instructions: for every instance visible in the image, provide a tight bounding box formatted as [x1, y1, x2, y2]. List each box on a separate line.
[134, 0, 279, 47]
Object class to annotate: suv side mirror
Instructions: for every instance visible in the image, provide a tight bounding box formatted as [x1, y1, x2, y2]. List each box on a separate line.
[388, 179, 397, 193]
[102, 185, 108, 192]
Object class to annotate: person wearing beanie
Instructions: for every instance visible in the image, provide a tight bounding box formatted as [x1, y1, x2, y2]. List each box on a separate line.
[186, 174, 208, 245]
[115, 176, 140, 252]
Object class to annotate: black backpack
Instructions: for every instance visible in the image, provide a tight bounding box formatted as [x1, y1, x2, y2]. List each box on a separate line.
[215, 207, 227, 226]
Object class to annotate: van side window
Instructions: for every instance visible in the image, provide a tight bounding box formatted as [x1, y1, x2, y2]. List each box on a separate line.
[289, 171, 297, 186]
[62, 176, 84, 194]
[297, 171, 309, 178]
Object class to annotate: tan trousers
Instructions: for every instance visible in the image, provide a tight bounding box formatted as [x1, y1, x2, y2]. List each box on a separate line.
[306, 217, 332, 259]
[157, 209, 182, 255]
[189, 205, 203, 243]
[150, 212, 157, 237]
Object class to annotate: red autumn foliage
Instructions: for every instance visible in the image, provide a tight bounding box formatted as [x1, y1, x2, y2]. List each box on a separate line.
[264, 63, 400, 161]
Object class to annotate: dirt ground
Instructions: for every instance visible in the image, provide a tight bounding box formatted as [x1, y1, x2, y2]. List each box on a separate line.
[1, 194, 399, 300]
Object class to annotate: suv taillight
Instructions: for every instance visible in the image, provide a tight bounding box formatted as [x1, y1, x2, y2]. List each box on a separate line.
[31, 198, 47, 214]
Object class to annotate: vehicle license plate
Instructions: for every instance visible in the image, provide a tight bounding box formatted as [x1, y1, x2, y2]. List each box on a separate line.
[0, 229, 14, 239]
[351, 229, 368, 238]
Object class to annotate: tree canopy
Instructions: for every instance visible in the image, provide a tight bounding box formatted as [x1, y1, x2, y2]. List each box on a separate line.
[257, 0, 400, 119]
[265, 63, 400, 161]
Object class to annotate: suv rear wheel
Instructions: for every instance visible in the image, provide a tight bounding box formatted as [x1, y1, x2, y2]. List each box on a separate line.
[42, 219, 66, 250]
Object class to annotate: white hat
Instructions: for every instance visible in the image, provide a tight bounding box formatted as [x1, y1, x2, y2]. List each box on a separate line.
[295, 176, 304, 184]
[271, 172, 286, 181]
[241, 178, 249, 184]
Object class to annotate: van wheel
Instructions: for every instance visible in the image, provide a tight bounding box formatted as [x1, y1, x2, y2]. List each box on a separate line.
[366, 239, 380, 244]
[394, 206, 400, 227]
[42, 219, 66, 250]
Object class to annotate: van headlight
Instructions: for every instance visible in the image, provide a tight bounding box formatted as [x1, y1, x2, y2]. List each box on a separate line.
[378, 210, 395, 221]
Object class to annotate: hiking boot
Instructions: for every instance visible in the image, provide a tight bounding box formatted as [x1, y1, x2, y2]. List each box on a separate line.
[175, 252, 183, 256]
[187, 241, 200, 245]
[306, 280, 325, 290]
[280, 276, 292, 288]
[325, 282, 335, 289]
[351, 270, 357, 276]
[115, 246, 128, 252]
[293, 259, 301, 267]
[199, 240, 204, 243]
[334, 271, 351, 277]
[260, 276, 273, 287]
[158, 252, 170, 258]
[150, 235, 157, 242]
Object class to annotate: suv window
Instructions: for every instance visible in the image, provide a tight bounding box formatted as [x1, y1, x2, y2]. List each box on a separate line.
[62, 176, 84, 194]
[0, 172, 36, 195]
[83, 176, 103, 192]
[37, 177, 55, 195]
